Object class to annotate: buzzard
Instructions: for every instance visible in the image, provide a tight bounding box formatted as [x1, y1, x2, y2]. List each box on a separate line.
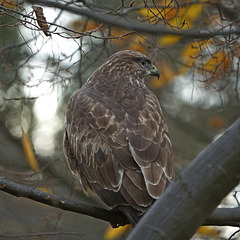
[64, 50, 174, 227]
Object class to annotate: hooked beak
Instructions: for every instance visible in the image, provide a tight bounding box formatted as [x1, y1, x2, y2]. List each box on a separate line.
[149, 65, 160, 80]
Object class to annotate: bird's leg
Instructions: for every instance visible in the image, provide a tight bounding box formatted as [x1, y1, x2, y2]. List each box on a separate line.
[109, 207, 130, 228]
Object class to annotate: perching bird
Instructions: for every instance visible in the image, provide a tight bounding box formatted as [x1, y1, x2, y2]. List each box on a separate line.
[63, 50, 174, 227]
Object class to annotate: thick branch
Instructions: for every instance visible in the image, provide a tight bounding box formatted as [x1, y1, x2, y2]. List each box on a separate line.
[126, 117, 240, 240]
[204, 207, 240, 227]
[0, 177, 240, 228]
[0, 176, 129, 226]
[27, 0, 240, 38]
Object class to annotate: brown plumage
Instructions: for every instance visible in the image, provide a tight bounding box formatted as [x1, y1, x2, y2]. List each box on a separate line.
[63, 50, 174, 226]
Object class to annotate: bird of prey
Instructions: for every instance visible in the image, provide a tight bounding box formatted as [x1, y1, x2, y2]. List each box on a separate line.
[64, 50, 174, 227]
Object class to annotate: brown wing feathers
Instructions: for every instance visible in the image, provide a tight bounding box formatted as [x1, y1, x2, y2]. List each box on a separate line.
[64, 50, 174, 226]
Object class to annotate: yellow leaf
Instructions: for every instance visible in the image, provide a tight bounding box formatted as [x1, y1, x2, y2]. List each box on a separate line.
[162, 7, 185, 22]
[139, 6, 184, 24]
[208, 116, 225, 128]
[104, 225, 131, 240]
[38, 187, 52, 194]
[184, 4, 203, 22]
[159, 35, 182, 46]
[139, 7, 160, 19]
[139, 2, 202, 29]
[110, 27, 134, 47]
[129, 37, 147, 53]
[167, 4, 202, 29]
[202, 51, 230, 86]
[0, 0, 19, 9]
[138, 0, 179, 20]
[71, 19, 103, 32]
[203, 51, 229, 72]
[197, 226, 220, 237]
[22, 128, 52, 196]
[21, 128, 39, 172]
[110, 27, 127, 37]
[182, 42, 202, 63]
[178, 40, 210, 74]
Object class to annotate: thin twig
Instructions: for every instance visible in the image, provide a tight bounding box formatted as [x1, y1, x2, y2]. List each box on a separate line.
[228, 229, 240, 240]
[26, 0, 240, 38]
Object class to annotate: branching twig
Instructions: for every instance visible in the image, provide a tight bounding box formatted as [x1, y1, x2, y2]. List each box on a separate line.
[0, 5, 137, 40]
[27, 0, 240, 38]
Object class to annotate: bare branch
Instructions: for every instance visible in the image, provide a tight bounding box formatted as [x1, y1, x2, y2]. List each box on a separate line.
[0, 176, 240, 228]
[204, 207, 240, 227]
[27, 0, 240, 38]
[0, 231, 82, 239]
[0, 176, 129, 226]
[0, 4, 138, 40]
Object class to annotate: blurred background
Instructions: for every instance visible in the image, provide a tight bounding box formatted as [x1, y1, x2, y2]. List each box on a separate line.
[0, 0, 240, 239]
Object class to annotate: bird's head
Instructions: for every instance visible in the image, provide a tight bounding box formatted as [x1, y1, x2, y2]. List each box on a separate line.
[137, 56, 160, 80]
[92, 50, 160, 87]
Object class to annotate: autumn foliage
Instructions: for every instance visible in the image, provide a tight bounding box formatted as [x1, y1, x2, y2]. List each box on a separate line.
[68, 0, 236, 96]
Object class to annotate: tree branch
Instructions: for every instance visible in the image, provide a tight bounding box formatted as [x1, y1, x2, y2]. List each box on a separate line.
[0, 176, 129, 226]
[27, 0, 240, 38]
[204, 207, 240, 227]
[0, 176, 240, 228]
[126, 117, 240, 240]
[0, 231, 82, 239]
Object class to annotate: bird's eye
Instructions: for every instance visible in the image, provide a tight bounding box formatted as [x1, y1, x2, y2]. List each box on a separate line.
[141, 60, 147, 67]
[140, 59, 151, 69]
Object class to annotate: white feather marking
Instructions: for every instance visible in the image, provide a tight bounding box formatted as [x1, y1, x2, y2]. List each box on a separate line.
[75, 136, 79, 156]
[129, 77, 133, 85]
[110, 115, 116, 123]
[162, 166, 171, 180]
[100, 145, 109, 155]
[138, 116, 143, 123]
[164, 134, 172, 147]
[111, 168, 124, 192]
[101, 168, 124, 192]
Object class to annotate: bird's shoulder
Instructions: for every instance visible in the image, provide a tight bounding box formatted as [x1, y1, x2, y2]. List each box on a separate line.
[67, 81, 162, 124]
